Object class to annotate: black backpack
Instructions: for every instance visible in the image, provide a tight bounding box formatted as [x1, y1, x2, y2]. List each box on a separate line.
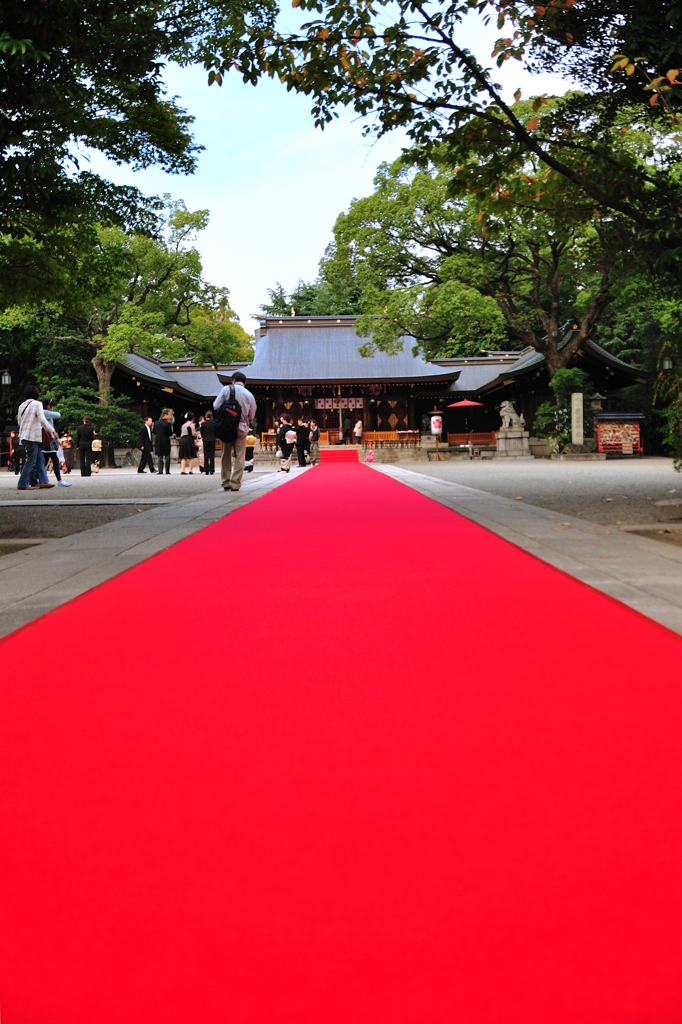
[214, 385, 242, 443]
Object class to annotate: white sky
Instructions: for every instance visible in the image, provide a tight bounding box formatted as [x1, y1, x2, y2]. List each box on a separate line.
[84, 12, 569, 333]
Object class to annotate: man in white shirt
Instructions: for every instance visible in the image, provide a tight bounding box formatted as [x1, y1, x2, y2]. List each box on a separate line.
[213, 371, 257, 492]
[16, 385, 57, 490]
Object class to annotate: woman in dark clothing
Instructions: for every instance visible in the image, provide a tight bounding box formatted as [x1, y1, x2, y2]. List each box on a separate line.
[200, 410, 216, 475]
[154, 409, 173, 474]
[179, 412, 197, 474]
[76, 416, 94, 476]
[9, 430, 25, 475]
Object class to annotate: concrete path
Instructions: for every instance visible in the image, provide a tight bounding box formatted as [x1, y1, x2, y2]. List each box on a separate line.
[0, 471, 292, 639]
[376, 465, 682, 636]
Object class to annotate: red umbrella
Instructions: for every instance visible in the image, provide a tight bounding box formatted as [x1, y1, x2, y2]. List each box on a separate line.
[447, 399, 484, 446]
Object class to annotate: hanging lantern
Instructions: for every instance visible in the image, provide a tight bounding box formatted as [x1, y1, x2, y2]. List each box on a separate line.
[662, 355, 674, 371]
[1, 369, 10, 386]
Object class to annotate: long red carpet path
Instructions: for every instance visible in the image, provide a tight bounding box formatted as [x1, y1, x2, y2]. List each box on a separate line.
[2, 454, 682, 1023]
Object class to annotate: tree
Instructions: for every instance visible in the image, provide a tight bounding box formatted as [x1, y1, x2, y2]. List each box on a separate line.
[2, 200, 253, 405]
[260, 276, 362, 315]
[0, 0, 275, 236]
[328, 157, 628, 370]
[207, 0, 682, 255]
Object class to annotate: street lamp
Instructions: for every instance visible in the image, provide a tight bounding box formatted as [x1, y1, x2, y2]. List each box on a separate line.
[662, 355, 674, 371]
[1, 369, 10, 386]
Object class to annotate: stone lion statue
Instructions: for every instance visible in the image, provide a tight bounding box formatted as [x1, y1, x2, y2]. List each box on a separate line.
[500, 401, 525, 430]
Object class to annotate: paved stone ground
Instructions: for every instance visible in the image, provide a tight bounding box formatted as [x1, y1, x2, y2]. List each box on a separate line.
[384, 457, 680, 526]
[0, 465, 274, 501]
[376, 465, 682, 635]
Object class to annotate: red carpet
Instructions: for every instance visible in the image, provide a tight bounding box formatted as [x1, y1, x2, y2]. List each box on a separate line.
[320, 447, 360, 461]
[2, 460, 682, 1024]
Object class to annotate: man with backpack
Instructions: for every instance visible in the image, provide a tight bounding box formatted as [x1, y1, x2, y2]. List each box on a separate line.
[213, 371, 257, 492]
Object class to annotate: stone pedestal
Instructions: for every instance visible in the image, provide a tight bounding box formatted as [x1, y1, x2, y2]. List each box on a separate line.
[494, 428, 533, 460]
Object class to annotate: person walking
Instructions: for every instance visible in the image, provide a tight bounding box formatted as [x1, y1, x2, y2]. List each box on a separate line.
[59, 428, 74, 474]
[277, 414, 296, 473]
[154, 408, 173, 475]
[354, 417, 363, 445]
[343, 414, 353, 444]
[200, 410, 216, 475]
[41, 398, 71, 486]
[213, 371, 257, 492]
[309, 419, 320, 465]
[296, 417, 310, 467]
[179, 412, 197, 474]
[16, 385, 57, 490]
[76, 415, 95, 477]
[137, 416, 156, 473]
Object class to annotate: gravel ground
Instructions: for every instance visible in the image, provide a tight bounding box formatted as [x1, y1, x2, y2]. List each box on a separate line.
[0, 505, 145, 539]
[393, 457, 681, 526]
[0, 466, 275, 540]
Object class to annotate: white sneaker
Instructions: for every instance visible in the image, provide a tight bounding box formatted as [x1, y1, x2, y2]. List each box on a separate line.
[57, 480, 72, 487]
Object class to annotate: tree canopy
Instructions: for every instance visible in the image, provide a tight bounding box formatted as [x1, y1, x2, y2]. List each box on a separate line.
[0, 199, 253, 407]
[207, 0, 682, 258]
[0, 0, 275, 297]
[322, 155, 639, 369]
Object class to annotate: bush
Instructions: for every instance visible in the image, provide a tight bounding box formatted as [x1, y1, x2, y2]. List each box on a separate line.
[52, 387, 141, 447]
[533, 369, 594, 451]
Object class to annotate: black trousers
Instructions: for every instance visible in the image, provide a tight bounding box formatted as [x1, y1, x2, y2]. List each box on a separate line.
[79, 447, 91, 476]
[137, 449, 155, 473]
[204, 439, 215, 474]
[157, 454, 170, 474]
[43, 450, 62, 481]
[296, 443, 308, 466]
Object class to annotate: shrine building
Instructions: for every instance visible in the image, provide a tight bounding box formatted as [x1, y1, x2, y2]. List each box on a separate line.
[113, 315, 646, 441]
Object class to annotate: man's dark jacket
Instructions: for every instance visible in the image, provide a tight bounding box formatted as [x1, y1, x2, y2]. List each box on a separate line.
[154, 418, 172, 456]
[76, 423, 94, 450]
[138, 423, 153, 451]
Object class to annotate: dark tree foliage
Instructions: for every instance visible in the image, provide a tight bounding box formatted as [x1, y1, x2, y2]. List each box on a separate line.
[207, 0, 682, 259]
[519, 1, 682, 110]
[260, 277, 362, 316]
[0, 0, 275, 241]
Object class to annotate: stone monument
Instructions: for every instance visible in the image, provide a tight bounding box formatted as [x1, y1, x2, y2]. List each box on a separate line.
[494, 401, 533, 460]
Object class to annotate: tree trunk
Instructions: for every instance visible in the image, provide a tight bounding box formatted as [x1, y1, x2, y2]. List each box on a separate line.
[91, 355, 116, 404]
[91, 355, 116, 466]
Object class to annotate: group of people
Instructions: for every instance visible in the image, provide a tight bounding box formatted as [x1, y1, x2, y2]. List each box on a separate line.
[11, 387, 106, 489]
[343, 416, 363, 445]
[136, 371, 258, 492]
[274, 416, 320, 473]
[9, 371, 262, 495]
[137, 408, 220, 476]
